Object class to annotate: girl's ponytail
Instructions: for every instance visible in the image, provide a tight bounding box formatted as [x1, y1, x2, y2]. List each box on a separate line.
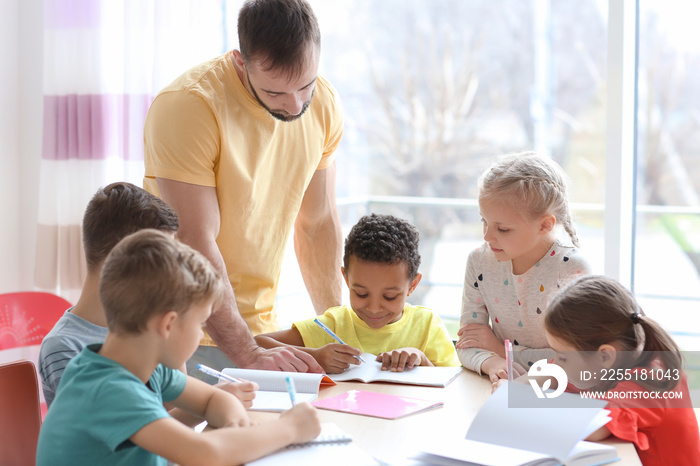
[635, 316, 683, 391]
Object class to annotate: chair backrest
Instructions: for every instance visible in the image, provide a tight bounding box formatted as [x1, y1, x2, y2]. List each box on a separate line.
[0, 360, 42, 466]
[0, 292, 72, 351]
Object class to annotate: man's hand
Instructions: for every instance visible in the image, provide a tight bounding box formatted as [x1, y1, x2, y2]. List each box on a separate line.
[245, 346, 324, 373]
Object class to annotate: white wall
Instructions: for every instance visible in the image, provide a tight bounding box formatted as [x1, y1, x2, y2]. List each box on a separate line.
[0, 0, 43, 293]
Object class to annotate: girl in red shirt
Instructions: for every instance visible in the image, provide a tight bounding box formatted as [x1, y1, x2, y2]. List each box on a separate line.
[544, 275, 700, 466]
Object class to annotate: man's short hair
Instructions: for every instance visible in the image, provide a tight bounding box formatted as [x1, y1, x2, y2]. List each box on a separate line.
[99, 229, 225, 334]
[82, 182, 179, 271]
[238, 0, 320, 79]
[343, 214, 421, 280]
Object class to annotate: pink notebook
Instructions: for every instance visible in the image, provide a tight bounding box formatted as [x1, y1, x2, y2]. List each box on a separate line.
[312, 389, 443, 420]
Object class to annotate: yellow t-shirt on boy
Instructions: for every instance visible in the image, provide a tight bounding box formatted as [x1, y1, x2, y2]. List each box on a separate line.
[294, 304, 460, 367]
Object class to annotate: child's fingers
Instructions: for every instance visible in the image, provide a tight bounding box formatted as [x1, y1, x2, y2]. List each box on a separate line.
[393, 352, 410, 372]
[406, 352, 420, 370]
[216, 380, 258, 397]
[332, 347, 362, 366]
[331, 343, 362, 358]
[237, 381, 258, 391]
[491, 378, 506, 393]
[378, 353, 392, 371]
[490, 368, 508, 383]
[513, 362, 528, 377]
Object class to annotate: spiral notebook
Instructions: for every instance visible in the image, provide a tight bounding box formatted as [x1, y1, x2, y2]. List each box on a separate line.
[312, 389, 444, 419]
[246, 423, 377, 465]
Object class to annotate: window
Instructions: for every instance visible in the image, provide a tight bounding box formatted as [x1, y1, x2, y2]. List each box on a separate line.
[218, 1, 699, 349]
[276, 1, 612, 335]
[634, 0, 700, 350]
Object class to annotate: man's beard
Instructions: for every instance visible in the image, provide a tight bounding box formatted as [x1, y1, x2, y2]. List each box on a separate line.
[247, 74, 314, 122]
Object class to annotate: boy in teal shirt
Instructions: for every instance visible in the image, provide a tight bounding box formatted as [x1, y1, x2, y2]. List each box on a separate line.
[37, 230, 320, 465]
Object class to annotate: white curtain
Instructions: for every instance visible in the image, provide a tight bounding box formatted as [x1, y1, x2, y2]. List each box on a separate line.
[35, 0, 228, 302]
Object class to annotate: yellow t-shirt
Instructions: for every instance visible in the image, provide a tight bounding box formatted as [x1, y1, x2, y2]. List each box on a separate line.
[143, 52, 344, 340]
[294, 304, 460, 367]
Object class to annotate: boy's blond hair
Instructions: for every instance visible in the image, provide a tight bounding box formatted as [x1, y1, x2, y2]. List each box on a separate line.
[99, 229, 225, 334]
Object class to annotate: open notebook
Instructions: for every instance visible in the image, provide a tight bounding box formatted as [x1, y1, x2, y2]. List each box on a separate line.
[412, 383, 619, 466]
[329, 353, 463, 387]
[246, 423, 377, 466]
[222, 368, 335, 411]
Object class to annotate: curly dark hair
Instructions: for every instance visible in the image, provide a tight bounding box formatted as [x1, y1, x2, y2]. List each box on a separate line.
[343, 214, 421, 279]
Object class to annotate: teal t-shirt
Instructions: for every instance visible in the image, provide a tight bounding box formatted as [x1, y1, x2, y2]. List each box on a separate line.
[36, 343, 187, 466]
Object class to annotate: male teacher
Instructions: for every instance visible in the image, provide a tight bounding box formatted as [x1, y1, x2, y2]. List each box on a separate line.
[144, 0, 343, 373]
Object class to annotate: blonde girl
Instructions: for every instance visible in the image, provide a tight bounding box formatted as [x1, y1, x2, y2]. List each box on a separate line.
[545, 275, 699, 466]
[456, 151, 591, 381]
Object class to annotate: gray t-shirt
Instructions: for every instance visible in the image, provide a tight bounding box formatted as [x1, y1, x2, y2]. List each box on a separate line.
[457, 241, 591, 373]
[38, 309, 108, 407]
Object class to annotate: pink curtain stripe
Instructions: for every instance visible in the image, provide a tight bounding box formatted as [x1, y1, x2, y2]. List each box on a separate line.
[44, 0, 102, 30]
[42, 94, 153, 161]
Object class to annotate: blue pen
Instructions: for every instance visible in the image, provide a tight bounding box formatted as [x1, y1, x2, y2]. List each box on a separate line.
[313, 318, 366, 363]
[196, 364, 244, 383]
[285, 376, 297, 406]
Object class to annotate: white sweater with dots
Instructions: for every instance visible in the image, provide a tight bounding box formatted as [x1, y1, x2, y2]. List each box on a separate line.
[457, 240, 591, 374]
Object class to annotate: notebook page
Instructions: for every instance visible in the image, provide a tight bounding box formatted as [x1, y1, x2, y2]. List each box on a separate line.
[415, 438, 553, 466]
[330, 353, 462, 387]
[465, 383, 609, 461]
[246, 443, 377, 466]
[250, 391, 318, 411]
[292, 423, 352, 446]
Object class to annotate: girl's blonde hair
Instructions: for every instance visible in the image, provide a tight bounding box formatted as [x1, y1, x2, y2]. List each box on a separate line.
[479, 151, 580, 247]
[545, 275, 682, 392]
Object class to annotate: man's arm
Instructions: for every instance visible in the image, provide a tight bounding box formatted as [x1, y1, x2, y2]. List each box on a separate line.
[156, 178, 322, 372]
[294, 161, 344, 315]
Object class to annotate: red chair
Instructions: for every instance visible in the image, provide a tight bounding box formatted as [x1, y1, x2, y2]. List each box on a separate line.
[0, 292, 71, 351]
[0, 291, 72, 418]
[0, 360, 43, 466]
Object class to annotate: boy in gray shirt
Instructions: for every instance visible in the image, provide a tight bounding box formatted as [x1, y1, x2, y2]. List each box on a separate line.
[39, 182, 180, 406]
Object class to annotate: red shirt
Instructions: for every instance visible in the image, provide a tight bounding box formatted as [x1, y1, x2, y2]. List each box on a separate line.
[591, 374, 699, 466]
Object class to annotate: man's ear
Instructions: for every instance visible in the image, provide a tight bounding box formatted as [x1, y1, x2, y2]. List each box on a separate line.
[155, 311, 179, 339]
[231, 50, 246, 69]
[540, 214, 556, 234]
[597, 344, 618, 369]
[407, 273, 423, 296]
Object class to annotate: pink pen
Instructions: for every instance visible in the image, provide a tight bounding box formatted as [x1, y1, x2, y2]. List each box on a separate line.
[504, 339, 514, 381]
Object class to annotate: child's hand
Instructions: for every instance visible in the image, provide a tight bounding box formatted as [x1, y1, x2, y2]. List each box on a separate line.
[216, 380, 258, 409]
[491, 378, 507, 393]
[280, 402, 321, 444]
[376, 348, 432, 372]
[481, 356, 527, 383]
[456, 323, 503, 355]
[310, 344, 362, 374]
